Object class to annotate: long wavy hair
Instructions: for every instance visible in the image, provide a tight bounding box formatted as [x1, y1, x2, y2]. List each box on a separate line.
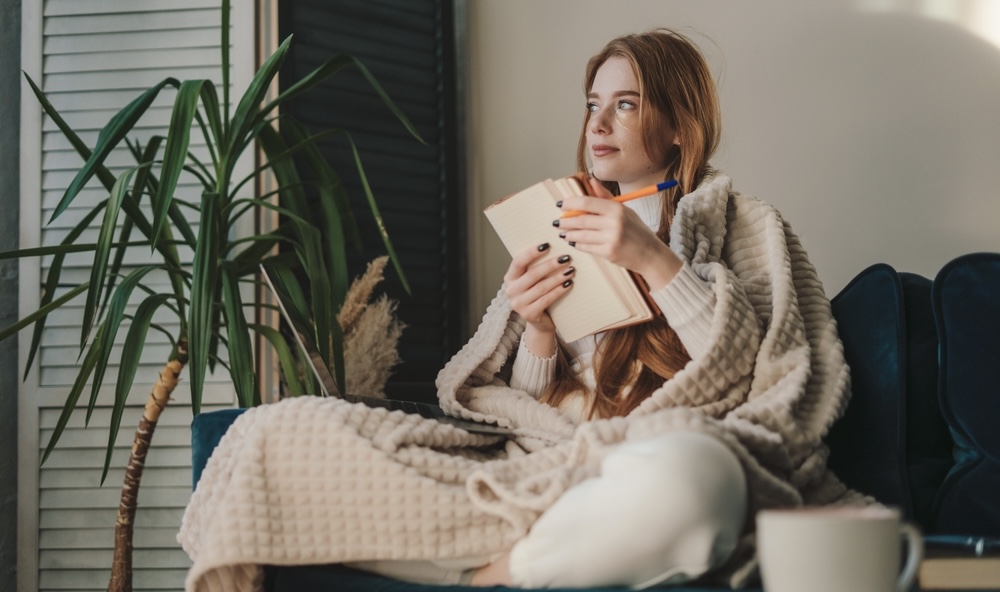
[540, 29, 721, 419]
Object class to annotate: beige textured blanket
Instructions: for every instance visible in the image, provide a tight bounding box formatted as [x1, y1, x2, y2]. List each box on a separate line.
[179, 174, 862, 591]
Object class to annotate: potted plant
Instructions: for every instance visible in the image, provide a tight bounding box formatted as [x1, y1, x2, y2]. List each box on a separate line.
[0, 2, 421, 590]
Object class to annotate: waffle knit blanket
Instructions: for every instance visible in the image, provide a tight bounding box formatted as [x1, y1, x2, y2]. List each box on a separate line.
[178, 174, 863, 591]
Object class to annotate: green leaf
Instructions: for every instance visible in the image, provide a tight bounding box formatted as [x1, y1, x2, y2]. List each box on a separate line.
[198, 80, 224, 160]
[49, 77, 179, 222]
[152, 79, 206, 246]
[282, 123, 358, 298]
[221, 0, 231, 128]
[228, 36, 292, 162]
[187, 192, 221, 416]
[250, 322, 306, 397]
[346, 134, 411, 293]
[41, 323, 104, 465]
[221, 264, 257, 407]
[267, 265, 313, 340]
[23, 72, 117, 191]
[19, 198, 107, 378]
[0, 242, 102, 260]
[104, 137, 163, 315]
[264, 54, 425, 145]
[85, 266, 158, 426]
[81, 167, 141, 349]
[0, 283, 88, 342]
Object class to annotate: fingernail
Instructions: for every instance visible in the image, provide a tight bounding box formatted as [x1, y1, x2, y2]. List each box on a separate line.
[537, 243, 550, 251]
[568, 241, 576, 247]
[555, 200, 563, 208]
[557, 255, 571, 264]
[563, 266, 575, 276]
[558, 232, 567, 239]
[562, 279, 573, 288]
[552, 219, 560, 227]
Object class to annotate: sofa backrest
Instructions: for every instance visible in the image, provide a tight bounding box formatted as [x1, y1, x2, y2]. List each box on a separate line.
[931, 252, 1000, 536]
[826, 263, 953, 531]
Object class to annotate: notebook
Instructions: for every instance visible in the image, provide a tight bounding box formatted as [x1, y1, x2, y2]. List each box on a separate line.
[484, 175, 659, 342]
[260, 263, 512, 437]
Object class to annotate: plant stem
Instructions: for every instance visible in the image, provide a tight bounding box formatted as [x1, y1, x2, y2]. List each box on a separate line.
[107, 341, 188, 592]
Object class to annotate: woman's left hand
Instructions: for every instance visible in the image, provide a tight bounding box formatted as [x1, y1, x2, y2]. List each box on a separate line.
[555, 177, 682, 291]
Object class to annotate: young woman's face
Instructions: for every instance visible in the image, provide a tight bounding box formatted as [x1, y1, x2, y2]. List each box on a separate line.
[586, 56, 675, 193]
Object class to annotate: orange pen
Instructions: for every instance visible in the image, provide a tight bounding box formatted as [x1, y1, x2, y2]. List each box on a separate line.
[560, 179, 678, 218]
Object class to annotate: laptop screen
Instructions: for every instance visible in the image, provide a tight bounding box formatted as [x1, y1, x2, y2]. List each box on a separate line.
[259, 263, 342, 397]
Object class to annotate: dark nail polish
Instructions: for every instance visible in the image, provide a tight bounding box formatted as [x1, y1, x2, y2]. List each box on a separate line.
[563, 266, 575, 276]
[552, 219, 560, 227]
[568, 241, 576, 247]
[555, 200, 563, 208]
[558, 232, 567, 239]
[562, 279, 573, 288]
[537, 243, 550, 251]
[557, 254, 571, 264]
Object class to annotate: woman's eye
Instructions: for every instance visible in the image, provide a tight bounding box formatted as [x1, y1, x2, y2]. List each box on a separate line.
[617, 100, 637, 111]
[586, 102, 600, 113]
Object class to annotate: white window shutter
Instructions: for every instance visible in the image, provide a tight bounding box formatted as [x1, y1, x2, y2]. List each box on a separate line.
[20, 2, 257, 591]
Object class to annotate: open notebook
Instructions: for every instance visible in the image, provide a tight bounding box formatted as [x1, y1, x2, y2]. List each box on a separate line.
[260, 263, 511, 437]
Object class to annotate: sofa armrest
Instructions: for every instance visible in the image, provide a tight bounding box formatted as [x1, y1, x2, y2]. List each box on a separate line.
[191, 408, 248, 488]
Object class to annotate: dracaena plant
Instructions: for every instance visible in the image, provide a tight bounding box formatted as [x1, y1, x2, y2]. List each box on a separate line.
[0, 2, 419, 591]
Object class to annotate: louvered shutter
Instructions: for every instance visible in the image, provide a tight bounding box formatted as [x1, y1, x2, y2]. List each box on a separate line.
[20, 2, 253, 590]
[277, 0, 466, 402]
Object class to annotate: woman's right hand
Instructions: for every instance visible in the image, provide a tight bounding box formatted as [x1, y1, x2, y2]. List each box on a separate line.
[504, 243, 574, 357]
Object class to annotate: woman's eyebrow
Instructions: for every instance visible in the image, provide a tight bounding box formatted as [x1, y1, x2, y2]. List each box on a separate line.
[587, 90, 641, 100]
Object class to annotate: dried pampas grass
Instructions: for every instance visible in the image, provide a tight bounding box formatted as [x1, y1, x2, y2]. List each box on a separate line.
[334, 256, 405, 398]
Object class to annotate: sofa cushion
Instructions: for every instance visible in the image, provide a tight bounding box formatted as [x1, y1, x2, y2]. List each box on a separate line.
[826, 263, 951, 529]
[932, 252, 1000, 536]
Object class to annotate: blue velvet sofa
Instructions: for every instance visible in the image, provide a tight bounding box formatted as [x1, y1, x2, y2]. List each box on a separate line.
[190, 252, 1000, 591]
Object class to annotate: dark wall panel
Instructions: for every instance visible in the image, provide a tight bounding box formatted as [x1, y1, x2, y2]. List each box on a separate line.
[279, 0, 464, 401]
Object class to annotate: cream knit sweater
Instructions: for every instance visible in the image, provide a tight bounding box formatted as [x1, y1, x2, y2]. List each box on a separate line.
[178, 174, 863, 591]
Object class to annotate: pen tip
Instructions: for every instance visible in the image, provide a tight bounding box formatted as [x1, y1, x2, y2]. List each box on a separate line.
[657, 180, 679, 191]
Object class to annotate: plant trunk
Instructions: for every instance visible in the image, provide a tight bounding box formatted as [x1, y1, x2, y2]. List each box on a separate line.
[107, 342, 188, 592]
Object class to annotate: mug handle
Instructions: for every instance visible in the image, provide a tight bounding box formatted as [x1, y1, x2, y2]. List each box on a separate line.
[896, 522, 924, 592]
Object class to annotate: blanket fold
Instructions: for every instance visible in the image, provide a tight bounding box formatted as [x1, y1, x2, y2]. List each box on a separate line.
[179, 174, 862, 592]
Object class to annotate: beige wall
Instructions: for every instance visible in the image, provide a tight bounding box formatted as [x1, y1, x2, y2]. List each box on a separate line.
[465, 0, 1000, 330]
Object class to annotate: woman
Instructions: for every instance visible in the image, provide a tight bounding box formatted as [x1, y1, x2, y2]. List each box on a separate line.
[180, 29, 859, 592]
[462, 29, 747, 587]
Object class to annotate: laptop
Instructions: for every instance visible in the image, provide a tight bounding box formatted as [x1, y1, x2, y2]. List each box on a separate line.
[260, 263, 512, 437]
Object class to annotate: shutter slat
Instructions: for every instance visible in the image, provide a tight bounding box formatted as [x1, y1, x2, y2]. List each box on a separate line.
[44, 10, 220, 37]
[46, 0, 212, 17]
[40, 507, 184, 529]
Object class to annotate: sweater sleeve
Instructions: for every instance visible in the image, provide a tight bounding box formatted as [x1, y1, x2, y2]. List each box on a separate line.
[650, 262, 716, 360]
[509, 339, 557, 398]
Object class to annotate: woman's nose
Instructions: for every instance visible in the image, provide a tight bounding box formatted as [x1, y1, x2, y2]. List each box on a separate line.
[589, 107, 612, 134]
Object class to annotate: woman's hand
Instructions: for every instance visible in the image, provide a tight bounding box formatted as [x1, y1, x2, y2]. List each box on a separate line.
[555, 177, 682, 291]
[504, 243, 575, 357]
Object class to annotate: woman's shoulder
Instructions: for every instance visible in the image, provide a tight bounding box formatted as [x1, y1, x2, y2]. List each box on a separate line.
[680, 172, 785, 227]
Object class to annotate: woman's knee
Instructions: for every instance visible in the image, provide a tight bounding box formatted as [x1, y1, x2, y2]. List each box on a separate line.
[604, 432, 746, 563]
[509, 431, 748, 589]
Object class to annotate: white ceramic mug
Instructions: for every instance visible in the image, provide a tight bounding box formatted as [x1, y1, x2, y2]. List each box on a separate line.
[757, 506, 923, 592]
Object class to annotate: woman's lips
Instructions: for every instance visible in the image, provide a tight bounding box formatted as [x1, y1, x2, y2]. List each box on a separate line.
[592, 144, 619, 158]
